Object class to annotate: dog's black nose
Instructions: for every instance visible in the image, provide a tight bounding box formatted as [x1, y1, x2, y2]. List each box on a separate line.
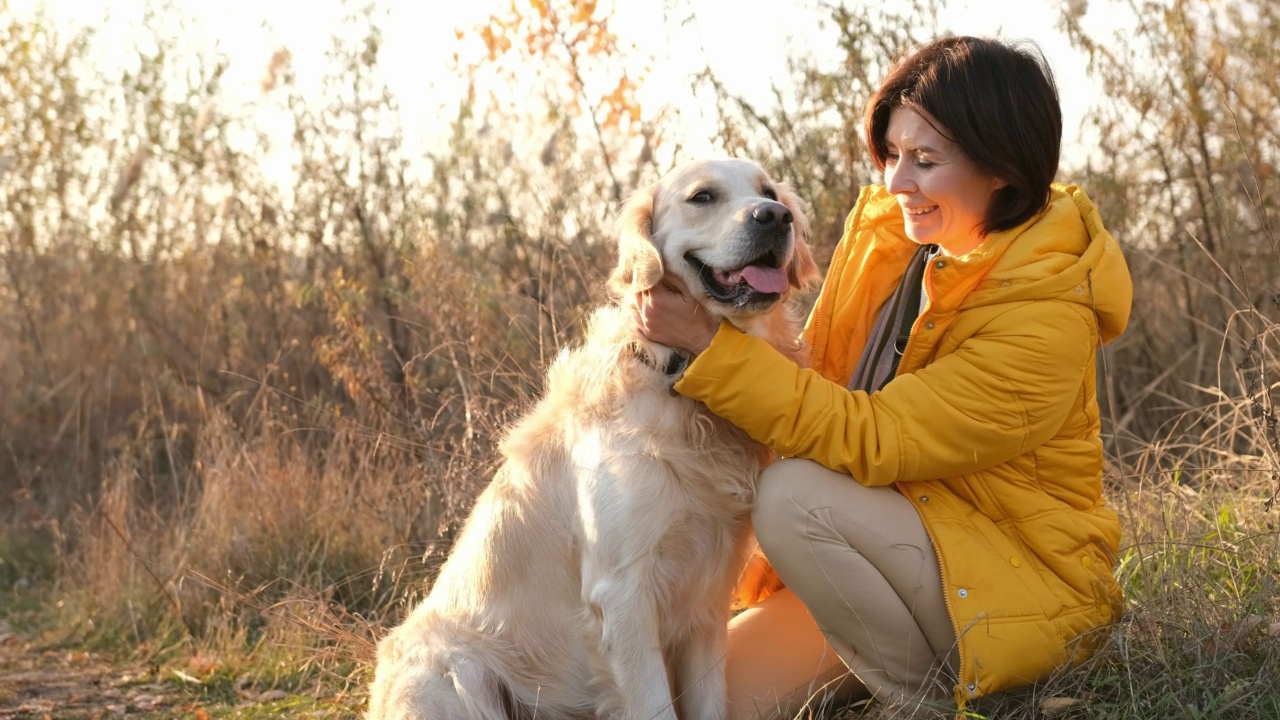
[751, 200, 793, 227]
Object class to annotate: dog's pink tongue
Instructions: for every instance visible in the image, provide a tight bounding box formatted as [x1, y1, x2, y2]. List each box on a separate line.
[741, 265, 789, 294]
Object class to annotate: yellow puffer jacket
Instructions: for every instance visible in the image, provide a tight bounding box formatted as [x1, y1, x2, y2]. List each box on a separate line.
[674, 184, 1132, 704]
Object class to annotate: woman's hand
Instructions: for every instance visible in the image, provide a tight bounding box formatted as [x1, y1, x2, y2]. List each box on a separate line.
[630, 284, 720, 356]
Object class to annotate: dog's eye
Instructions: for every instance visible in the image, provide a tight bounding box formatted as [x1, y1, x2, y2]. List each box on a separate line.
[688, 190, 714, 204]
[761, 186, 778, 201]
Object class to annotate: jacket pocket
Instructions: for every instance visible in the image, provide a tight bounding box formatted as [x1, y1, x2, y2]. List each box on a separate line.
[961, 612, 1070, 697]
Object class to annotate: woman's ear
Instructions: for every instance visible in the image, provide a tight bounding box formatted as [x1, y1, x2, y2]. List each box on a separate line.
[608, 183, 664, 297]
[776, 183, 821, 291]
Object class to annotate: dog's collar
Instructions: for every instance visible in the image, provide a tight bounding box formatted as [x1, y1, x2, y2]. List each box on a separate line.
[628, 342, 692, 379]
[663, 350, 692, 378]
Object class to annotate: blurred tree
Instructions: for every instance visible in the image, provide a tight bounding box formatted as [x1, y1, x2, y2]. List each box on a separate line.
[461, 0, 657, 205]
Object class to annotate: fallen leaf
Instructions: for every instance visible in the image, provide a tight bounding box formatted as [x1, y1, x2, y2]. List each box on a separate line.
[258, 689, 289, 702]
[131, 693, 163, 711]
[1237, 615, 1264, 633]
[1265, 622, 1280, 638]
[1220, 680, 1255, 705]
[1040, 696, 1085, 717]
[186, 655, 221, 675]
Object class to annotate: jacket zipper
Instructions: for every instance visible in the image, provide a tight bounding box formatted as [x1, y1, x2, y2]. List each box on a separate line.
[900, 483, 970, 707]
[895, 264, 973, 707]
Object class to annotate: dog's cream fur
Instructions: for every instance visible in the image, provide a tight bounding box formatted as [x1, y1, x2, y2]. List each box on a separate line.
[367, 159, 819, 720]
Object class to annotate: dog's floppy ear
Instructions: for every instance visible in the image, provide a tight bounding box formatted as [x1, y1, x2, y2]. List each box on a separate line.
[777, 182, 821, 291]
[608, 183, 664, 296]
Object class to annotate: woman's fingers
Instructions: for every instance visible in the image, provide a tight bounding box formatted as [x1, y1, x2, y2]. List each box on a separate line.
[631, 287, 718, 355]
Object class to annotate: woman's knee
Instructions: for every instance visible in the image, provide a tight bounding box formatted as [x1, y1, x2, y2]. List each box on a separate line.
[752, 458, 827, 553]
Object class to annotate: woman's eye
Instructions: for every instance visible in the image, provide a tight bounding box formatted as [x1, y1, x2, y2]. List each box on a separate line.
[689, 190, 714, 204]
[916, 159, 936, 169]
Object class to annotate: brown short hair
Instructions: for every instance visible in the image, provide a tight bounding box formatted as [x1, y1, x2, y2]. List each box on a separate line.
[864, 36, 1062, 235]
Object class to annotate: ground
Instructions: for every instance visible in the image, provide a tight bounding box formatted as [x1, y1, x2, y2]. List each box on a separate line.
[0, 618, 362, 720]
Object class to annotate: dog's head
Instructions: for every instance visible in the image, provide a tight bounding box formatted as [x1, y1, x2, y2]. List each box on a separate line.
[609, 158, 820, 318]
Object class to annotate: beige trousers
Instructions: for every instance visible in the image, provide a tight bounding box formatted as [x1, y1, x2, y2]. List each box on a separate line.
[725, 459, 958, 719]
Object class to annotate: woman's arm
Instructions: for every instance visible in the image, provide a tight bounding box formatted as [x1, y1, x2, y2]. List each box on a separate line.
[673, 301, 1097, 486]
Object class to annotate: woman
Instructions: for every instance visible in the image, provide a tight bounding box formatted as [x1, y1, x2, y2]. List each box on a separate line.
[633, 36, 1132, 716]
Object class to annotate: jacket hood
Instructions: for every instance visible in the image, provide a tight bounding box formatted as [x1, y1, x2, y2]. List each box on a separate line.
[863, 184, 1133, 344]
[967, 185, 1131, 344]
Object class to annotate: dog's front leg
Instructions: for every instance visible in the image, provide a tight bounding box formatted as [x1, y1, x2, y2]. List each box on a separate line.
[588, 575, 679, 720]
[674, 611, 730, 720]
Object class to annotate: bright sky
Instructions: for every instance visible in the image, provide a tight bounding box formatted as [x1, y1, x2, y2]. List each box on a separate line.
[13, 0, 1127, 168]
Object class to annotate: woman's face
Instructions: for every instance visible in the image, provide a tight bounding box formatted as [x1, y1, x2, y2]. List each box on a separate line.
[882, 106, 1006, 256]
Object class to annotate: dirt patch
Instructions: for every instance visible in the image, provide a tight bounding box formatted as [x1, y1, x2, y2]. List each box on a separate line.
[0, 619, 362, 719]
[0, 620, 175, 719]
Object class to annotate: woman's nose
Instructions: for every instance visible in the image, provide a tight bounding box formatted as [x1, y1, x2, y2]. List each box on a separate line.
[885, 163, 914, 195]
[890, 165, 911, 193]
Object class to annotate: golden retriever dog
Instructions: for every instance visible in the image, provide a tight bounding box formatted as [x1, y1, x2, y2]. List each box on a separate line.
[367, 158, 819, 720]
